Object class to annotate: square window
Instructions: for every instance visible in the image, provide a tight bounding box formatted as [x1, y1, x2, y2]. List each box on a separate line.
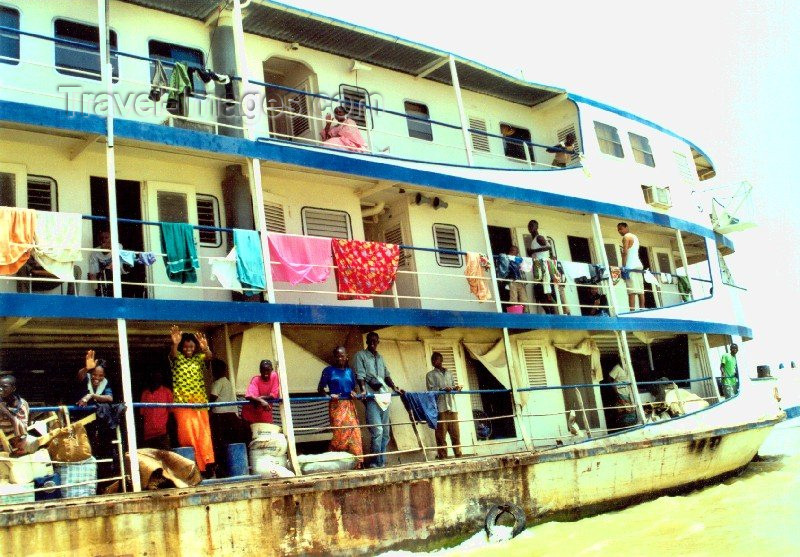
[594, 122, 624, 158]
[500, 123, 533, 162]
[404, 101, 432, 141]
[629, 132, 655, 167]
[0, 6, 20, 66]
[149, 40, 205, 96]
[54, 19, 118, 81]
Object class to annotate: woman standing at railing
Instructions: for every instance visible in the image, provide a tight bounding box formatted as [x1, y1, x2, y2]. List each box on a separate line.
[318, 346, 363, 466]
[168, 325, 215, 476]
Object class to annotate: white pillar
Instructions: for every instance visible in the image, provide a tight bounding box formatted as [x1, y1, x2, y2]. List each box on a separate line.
[591, 213, 620, 315]
[617, 331, 646, 424]
[98, 0, 140, 492]
[674, 229, 694, 299]
[703, 333, 723, 401]
[448, 55, 474, 166]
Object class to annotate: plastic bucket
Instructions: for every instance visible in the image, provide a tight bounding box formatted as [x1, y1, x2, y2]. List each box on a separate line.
[226, 443, 249, 477]
[173, 446, 196, 463]
[507, 305, 524, 314]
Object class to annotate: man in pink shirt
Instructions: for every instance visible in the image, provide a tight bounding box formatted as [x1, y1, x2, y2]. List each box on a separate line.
[139, 370, 174, 450]
[242, 360, 281, 424]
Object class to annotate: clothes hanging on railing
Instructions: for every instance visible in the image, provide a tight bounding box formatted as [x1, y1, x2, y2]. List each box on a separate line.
[187, 67, 230, 86]
[0, 207, 36, 275]
[136, 252, 157, 266]
[676, 276, 691, 301]
[233, 229, 266, 296]
[148, 60, 169, 102]
[400, 392, 438, 430]
[166, 62, 191, 116]
[560, 261, 593, 283]
[465, 252, 491, 301]
[210, 247, 244, 292]
[268, 233, 333, 285]
[159, 222, 199, 283]
[32, 211, 82, 281]
[331, 239, 400, 300]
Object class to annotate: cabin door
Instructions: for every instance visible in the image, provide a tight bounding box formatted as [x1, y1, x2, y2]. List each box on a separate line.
[516, 340, 567, 447]
[144, 181, 199, 301]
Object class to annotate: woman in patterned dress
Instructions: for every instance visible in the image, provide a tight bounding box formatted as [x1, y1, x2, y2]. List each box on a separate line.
[169, 325, 215, 475]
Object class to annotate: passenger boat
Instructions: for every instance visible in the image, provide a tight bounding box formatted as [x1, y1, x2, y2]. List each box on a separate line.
[0, 1, 784, 555]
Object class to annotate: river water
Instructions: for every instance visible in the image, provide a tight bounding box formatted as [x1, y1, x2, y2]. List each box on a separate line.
[382, 420, 800, 557]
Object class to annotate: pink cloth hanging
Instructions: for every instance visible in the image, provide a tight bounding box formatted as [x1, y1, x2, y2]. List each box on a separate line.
[267, 233, 333, 285]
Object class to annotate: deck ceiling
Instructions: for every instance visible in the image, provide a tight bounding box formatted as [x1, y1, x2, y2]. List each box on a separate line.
[119, 0, 563, 107]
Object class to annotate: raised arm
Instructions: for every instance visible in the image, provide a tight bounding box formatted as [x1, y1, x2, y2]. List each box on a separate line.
[77, 349, 96, 381]
[195, 332, 213, 359]
[169, 325, 182, 359]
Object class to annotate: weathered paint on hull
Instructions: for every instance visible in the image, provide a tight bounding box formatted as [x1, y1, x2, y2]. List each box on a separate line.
[0, 418, 779, 556]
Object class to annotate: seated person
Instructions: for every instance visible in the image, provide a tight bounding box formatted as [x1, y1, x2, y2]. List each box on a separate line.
[320, 106, 367, 152]
[242, 360, 280, 426]
[0, 374, 29, 454]
[587, 286, 610, 316]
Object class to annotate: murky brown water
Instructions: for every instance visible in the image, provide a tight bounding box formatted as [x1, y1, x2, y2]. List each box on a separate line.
[384, 422, 800, 557]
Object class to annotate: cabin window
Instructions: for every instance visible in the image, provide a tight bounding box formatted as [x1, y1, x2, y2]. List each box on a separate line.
[264, 201, 286, 234]
[27, 176, 57, 212]
[469, 117, 490, 152]
[653, 249, 675, 275]
[594, 121, 624, 158]
[0, 6, 19, 66]
[604, 243, 620, 267]
[404, 101, 433, 141]
[301, 207, 352, 240]
[149, 40, 205, 96]
[432, 223, 462, 267]
[500, 123, 533, 162]
[0, 171, 15, 206]
[339, 85, 369, 128]
[196, 194, 221, 247]
[156, 191, 189, 223]
[629, 132, 655, 167]
[54, 19, 118, 81]
[673, 151, 695, 183]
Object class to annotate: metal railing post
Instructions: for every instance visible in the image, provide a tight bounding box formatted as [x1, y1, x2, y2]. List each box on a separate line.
[591, 213, 620, 315]
[617, 331, 647, 424]
[675, 229, 694, 299]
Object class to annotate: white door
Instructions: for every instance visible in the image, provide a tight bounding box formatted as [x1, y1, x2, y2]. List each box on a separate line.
[145, 181, 199, 301]
[424, 341, 474, 455]
[516, 341, 567, 447]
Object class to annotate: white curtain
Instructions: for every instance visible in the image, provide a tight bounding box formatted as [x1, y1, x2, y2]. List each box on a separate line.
[463, 340, 511, 389]
[552, 338, 602, 383]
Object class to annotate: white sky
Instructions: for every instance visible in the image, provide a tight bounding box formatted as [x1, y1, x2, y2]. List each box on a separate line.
[282, 0, 799, 368]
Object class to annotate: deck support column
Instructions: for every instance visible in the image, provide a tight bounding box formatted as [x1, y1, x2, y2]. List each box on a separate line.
[591, 213, 620, 315]
[675, 229, 694, 299]
[98, 0, 140, 492]
[616, 331, 646, 424]
[703, 333, 723, 401]
[448, 55, 474, 166]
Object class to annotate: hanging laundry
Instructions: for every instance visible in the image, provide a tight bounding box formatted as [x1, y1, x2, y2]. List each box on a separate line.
[643, 269, 658, 285]
[210, 247, 244, 293]
[560, 260, 592, 282]
[166, 62, 192, 116]
[136, 252, 157, 266]
[0, 207, 36, 275]
[268, 233, 333, 285]
[160, 222, 199, 284]
[465, 252, 491, 302]
[233, 229, 266, 296]
[518, 257, 533, 274]
[331, 239, 399, 300]
[495, 253, 510, 277]
[32, 211, 81, 281]
[676, 276, 691, 301]
[119, 249, 136, 268]
[149, 60, 169, 102]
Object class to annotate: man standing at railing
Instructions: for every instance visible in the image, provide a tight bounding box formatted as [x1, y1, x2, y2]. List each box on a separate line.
[617, 222, 645, 311]
[527, 220, 555, 314]
[720, 344, 739, 398]
[426, 352, 462, 459]
[353, 332, 404, 468]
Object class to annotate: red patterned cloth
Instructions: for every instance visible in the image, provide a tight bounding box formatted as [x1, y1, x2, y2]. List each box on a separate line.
[332, 239, 400, 300]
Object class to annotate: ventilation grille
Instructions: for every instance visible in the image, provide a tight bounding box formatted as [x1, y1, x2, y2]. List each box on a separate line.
[264, 202, 286, 233]
[302, 207, 351, 240]
[27, 177, 55, 212]
[288, 92, 310, 137]
[469, 117, 490, 152]
[196, 195, 220, 246]
[384, 224, 407, 268]
[341, 86, 368, 128]
[432, 223, 462, 267]
[522, 346, 547, 387]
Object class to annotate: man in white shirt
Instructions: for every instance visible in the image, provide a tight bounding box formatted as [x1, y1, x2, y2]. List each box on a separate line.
[527, 220, 555, 314]
[617, 222, 645, 311]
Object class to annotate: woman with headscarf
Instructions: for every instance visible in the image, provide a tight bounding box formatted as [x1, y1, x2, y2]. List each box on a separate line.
[318, 346, 363, 464]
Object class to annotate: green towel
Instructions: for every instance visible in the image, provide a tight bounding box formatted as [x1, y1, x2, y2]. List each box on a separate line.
[160, 222, 199, 284]
[233, 229, 265, 296]
[166, 62, 191, 116]
[676, 276, 691, 301]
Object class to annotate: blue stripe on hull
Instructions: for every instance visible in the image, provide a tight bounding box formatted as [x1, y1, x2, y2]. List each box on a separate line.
[0, 292, 753, 337]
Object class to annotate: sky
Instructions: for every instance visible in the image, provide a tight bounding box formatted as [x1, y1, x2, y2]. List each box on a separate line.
[281, 0, 799, 368]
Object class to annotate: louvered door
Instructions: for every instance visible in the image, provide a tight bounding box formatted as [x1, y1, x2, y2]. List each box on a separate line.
[516, 341, 567, 446]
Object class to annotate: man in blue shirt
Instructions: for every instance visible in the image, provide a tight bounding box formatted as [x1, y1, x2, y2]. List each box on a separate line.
[353, 331, 404, 468]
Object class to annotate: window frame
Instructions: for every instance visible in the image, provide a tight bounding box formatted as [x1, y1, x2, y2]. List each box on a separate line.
[301, 206, 352, 240]
[53, 18, 119, 82]
[403, 100, 433, 142]
[0, 5, 20, 66]
[500, 122, 533, 162]
[593, 121, 624, 158]
[338, 84, 371, 129]
[148, 39, 206, 98]
[431, 223, 463, 268]
[26, 175, 58, 212]
[196, 194, 222, 248]
[628, 132, 655, 167]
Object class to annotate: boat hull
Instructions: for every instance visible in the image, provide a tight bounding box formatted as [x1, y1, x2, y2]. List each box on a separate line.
[0, 411, 782, 556]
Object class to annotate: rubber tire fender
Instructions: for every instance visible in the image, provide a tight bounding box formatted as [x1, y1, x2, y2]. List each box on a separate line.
[484, 503, 526, 539]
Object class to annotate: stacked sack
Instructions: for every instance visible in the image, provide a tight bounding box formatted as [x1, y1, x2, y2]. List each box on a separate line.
[248, 423, 293, 478]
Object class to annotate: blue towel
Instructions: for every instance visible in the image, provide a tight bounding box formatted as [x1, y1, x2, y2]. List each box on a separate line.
[233, 229, 266, 296]
[401, 392, 439, 430]
[160, 222, 199, 283]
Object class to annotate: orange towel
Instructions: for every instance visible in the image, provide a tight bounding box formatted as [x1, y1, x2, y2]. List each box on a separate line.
[173, 408, 215, 472]
[465, 252, 491, 302]
[0, 207, 36, 275]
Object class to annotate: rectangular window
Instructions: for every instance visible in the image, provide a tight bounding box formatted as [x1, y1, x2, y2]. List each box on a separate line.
[301, 207, 352, 240]
[27, 176, 57, 212]
[339, 85, 369, 128]
[501, 123, 533, 162]
[432, 223, 462, 267]
[0, 6, 20, 66]
[604, 243, 619, 267]
[469, 117, 490, 152]
[156, 191, 189, 223]
[0, 171, 16, 206]
[264, 201, 286, 234]
[196, 195, 221, 247]
[404, 101, 432, 141]
[594, 121, 624, 158]
[629, 132, 655, 167]
[54, 19, 118, 81]
[148, 40, 205, 95]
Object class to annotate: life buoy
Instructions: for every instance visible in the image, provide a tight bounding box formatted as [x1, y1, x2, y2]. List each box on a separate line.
[484, 503, 526, 539]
